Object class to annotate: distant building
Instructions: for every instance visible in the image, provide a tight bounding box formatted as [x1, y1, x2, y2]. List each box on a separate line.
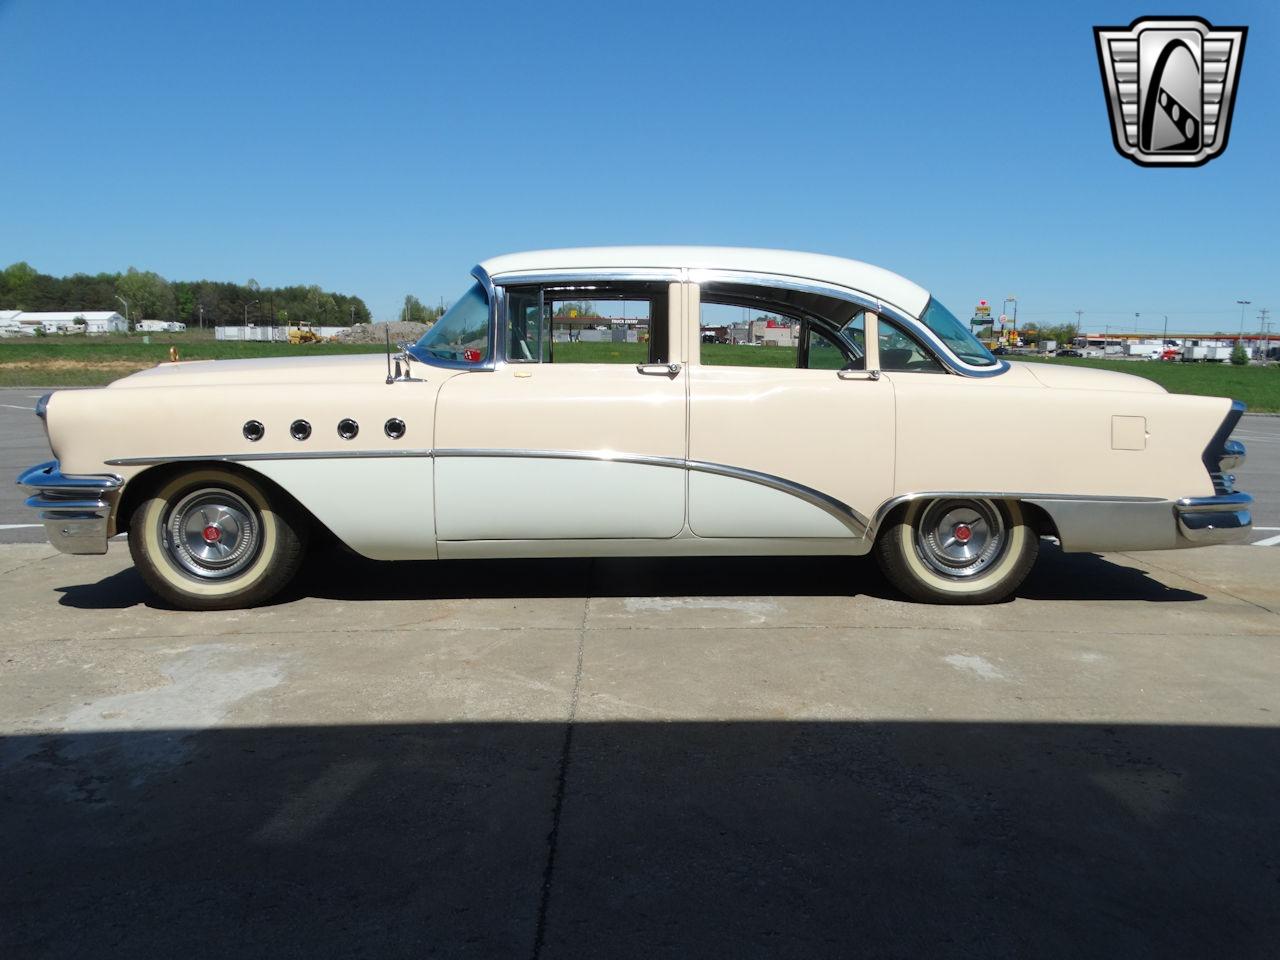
[0, 310, 127, 335]
[136, 320, 187, 333]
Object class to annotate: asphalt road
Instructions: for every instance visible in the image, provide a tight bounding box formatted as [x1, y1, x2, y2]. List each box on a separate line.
[2, 384, 1280, 956]
[2, 541, 1279, 958]
[3, 386, 1277, 543]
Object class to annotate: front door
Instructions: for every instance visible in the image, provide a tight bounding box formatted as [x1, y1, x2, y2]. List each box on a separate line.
[433, 279, 688, 541]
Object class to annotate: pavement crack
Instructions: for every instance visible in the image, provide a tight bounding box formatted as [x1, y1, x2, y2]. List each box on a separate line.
[530, 589, 588, 959]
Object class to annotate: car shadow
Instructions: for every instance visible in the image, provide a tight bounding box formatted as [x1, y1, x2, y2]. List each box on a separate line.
[1017, 542, 1206, 602]
[2, 720, 1276, 957]
[53, 542, 1205, 609]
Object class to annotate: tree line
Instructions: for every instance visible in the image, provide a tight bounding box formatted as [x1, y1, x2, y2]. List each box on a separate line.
[1, 261, 372, 327]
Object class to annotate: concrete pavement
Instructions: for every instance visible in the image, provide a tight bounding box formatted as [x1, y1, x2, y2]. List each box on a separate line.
[2, 542, 1280, 957]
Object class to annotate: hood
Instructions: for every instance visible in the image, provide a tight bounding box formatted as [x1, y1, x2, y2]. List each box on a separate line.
[1014, 360, 1166, 394]
[109, 353, 392, 389]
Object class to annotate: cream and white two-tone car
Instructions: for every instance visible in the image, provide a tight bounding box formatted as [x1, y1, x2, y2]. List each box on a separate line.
[19, 247, 1252, 609]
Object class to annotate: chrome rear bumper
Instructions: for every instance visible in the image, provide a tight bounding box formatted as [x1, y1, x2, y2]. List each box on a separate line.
[1175, 491, 1253, 545]
[16, 460, 123, 555]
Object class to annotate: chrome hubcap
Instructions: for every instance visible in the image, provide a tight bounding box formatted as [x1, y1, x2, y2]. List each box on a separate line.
[164, 488, 261, 580]
[915, 498, 1006, 579]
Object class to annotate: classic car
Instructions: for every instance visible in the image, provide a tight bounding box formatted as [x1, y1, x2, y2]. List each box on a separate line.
[18, 246, 1252, 610]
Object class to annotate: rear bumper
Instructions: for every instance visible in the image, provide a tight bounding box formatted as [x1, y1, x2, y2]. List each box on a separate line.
[1174, 491, 1253, 545]
[16, 460, 123, 555]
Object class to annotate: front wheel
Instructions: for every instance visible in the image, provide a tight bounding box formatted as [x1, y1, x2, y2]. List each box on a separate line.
[873, 497, 1038, 604]
[129, 467, 306, 610]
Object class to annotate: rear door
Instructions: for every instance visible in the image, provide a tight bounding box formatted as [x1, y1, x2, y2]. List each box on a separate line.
[686, 277, 895, 540]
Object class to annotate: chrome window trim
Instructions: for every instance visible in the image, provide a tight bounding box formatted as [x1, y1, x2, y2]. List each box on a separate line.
[489, 268, 684, 286]
[489, 270, 682, 366]
[688, 268, 1010, 379]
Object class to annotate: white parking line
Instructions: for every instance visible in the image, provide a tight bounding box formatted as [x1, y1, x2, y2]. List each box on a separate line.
[1253, 534, 1280, 547]
[1, 404, 36, 411]
[0, 524, 42, 530]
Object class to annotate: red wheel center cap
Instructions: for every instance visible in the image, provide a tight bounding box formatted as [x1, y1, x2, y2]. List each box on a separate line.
[954, 523, 973, 543]
[202, 525, 222, 543]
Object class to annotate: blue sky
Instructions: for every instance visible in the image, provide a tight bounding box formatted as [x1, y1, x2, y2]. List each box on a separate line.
[1, 0, 1275, 334]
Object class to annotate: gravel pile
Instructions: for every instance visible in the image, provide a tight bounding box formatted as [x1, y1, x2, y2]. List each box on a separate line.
[337, 321, 431, 344]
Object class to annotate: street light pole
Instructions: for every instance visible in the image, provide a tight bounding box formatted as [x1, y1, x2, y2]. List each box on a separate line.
[244, 300, 260, 325]
[1236, 299, 1251, 346]
[114, 295, 130, 328]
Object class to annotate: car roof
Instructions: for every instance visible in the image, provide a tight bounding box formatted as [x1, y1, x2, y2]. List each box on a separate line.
[477, 246, 932, 317]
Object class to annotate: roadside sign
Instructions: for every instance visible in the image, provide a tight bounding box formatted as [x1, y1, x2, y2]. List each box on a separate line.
[998, 314, 1008, 324]
[975, 303, 991, 317]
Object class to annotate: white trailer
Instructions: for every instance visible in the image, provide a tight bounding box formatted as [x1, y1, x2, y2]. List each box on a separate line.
[1205, 345, 1233, 362]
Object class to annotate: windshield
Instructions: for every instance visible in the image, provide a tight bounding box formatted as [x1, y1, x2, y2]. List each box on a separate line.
[918, 297, 997, 367]
[409, 282, 490, 364]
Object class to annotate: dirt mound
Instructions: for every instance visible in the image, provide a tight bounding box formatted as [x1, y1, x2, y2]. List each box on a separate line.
[337, 321, 431, 344]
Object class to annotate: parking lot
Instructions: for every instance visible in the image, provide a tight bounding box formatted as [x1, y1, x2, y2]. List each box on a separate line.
[3, 387, 1280, 957]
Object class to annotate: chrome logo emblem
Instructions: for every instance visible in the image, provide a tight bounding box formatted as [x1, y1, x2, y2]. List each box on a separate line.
[1094, 16, 1247, 167]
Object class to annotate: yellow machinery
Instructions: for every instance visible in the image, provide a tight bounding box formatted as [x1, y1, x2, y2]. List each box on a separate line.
[288, 324, 327, 344]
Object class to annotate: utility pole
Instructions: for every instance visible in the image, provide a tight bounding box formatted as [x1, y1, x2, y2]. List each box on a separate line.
[1162, 315, 1169, 344]
[1259, 308, 1271, 360]
[198, 303, 204, 329]
[1074, 309, 1083, 346]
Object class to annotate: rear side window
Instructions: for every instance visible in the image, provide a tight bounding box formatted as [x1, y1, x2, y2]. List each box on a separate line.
[878, 319, 945, 373]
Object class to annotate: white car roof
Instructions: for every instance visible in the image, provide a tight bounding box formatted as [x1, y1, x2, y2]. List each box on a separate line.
[478, 246, 931, 317]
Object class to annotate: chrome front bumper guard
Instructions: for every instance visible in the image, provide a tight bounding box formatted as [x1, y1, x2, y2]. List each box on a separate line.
[1174, 491, 1253, 545]
[16, 460, 123, 555]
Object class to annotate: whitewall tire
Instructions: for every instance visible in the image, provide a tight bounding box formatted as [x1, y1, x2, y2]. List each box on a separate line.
[128, 467, 306, 610]
[873, 498, 1038, 604]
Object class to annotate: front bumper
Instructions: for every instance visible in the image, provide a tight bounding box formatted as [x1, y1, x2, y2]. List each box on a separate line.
[1174, 491, 1253, 545]
[16, 460, 123, 555]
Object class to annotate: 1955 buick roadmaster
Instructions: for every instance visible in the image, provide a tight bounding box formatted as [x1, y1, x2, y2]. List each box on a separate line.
[18, 247, 1252, 609]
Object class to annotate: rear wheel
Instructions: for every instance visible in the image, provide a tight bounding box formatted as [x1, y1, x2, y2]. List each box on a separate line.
[129, 467, 305, 610]
[874, 497, 1037, 604]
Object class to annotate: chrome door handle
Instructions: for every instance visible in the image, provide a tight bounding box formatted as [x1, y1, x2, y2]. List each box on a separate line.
[837, 368, 881, 381]
[636, 363, 682, 376]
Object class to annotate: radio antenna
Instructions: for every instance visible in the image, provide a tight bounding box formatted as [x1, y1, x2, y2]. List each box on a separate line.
[385, 324, 393, 384]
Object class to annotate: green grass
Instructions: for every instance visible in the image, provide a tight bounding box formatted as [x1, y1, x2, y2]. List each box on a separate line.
[1015, 356, 1280, 413]
[0, 335, 388, 386]
[0, 338, 386, 363]
[3, 335, 1276, 412]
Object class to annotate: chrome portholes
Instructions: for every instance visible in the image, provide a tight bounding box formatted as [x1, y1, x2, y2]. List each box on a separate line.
[242, 420, 265, 442]
[337, 418, 359, 440]
[914, 498, 1007, 579]
[290, 419, 312, 441]
[384, 418, 406, 439]
[163, 487, 261, 580]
